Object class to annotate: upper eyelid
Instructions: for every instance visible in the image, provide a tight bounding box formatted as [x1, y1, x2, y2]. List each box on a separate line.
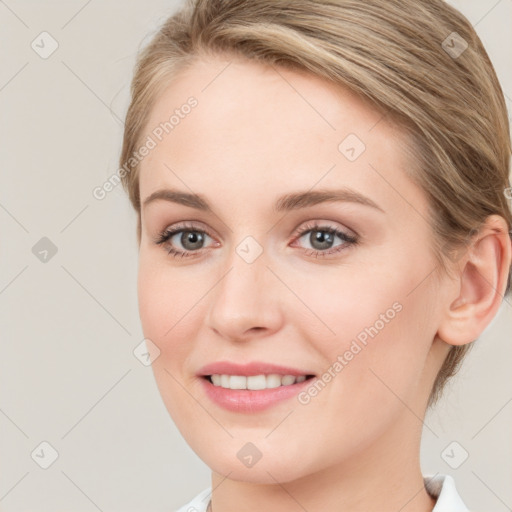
[293, 220, 356, 237]
[161, 219, 352, 236]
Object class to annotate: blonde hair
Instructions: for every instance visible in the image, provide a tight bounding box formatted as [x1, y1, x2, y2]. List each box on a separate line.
[120, 0, 512, 406]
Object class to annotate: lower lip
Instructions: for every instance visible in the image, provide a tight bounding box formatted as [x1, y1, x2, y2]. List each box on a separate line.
[199, 376, 315, 413]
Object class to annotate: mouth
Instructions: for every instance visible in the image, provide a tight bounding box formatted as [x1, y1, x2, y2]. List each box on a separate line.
[202, 373, 316, 390]
[196, 361, 317, 412]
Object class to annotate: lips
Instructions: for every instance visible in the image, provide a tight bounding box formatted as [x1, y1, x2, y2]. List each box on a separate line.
[197, 361, 316, 413]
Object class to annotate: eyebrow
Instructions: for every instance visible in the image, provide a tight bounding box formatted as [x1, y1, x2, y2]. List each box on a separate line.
[142, 187, 384, 213]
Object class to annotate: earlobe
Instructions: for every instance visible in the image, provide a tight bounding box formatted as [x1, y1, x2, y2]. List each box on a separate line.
[437, 214, 512, 347]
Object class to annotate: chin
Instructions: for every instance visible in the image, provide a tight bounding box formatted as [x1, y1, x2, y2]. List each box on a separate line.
[187, 436, 317, 484]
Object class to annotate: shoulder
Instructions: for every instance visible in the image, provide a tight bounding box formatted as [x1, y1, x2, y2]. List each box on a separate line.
[425, 474, 470, 512]
[174, 487, 212, 512]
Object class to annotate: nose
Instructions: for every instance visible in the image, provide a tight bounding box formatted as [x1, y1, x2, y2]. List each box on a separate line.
[205, 246, 283, 342]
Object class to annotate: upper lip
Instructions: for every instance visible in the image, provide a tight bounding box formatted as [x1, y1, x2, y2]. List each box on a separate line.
[197, 361, 315, 377]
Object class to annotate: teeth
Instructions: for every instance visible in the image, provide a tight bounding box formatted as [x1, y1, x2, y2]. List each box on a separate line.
[281, 375, 297, 385]
[247, 374, 266, 390]
[229, 375, 246, 389]
[209, 374, 308, 390]
[266, 374, 281, 389]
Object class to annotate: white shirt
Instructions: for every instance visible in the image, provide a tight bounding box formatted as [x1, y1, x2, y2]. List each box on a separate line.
[175, 474, 469, 512]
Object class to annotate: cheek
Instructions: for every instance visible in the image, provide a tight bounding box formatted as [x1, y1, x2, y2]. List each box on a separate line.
[335, 287, 435, 415]
[138, 261, 167, 340]
[305, 257, 436, 406]
[137, 257, 198, 364]
[137, 259, 201, 422]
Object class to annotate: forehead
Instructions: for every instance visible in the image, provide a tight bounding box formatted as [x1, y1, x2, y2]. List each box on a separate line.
[142, 54, 391, 148]
[138, 54, 424, 216]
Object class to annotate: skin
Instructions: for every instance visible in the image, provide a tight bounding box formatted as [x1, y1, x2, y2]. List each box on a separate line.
[136, 53, 511, 511]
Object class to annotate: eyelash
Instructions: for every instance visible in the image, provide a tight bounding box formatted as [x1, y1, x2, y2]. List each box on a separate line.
[153, 221, 359, 259]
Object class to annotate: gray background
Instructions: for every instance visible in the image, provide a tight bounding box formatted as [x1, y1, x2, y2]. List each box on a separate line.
[0, 0, 511, 510]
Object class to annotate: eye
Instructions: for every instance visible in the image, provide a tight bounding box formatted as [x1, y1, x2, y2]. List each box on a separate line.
[153, 220, 359, 259]
[154, 222, 216, 258]
[291, 221, 358, 258]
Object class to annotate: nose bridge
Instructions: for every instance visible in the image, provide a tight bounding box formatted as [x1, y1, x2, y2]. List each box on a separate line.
[206, 235, 281, 338]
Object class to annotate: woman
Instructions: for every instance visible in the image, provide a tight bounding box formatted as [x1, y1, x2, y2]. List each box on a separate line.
[119, 0, 512, 510]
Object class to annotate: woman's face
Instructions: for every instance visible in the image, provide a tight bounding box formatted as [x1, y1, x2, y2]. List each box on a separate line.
[137, 54, 450, 483]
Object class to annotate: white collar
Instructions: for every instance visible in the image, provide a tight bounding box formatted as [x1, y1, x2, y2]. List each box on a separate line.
[176, 474, 469, 512]
[426, 474, 469, 511]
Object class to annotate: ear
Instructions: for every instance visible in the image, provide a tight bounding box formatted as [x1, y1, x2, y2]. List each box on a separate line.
[437, 214, 512, 346]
